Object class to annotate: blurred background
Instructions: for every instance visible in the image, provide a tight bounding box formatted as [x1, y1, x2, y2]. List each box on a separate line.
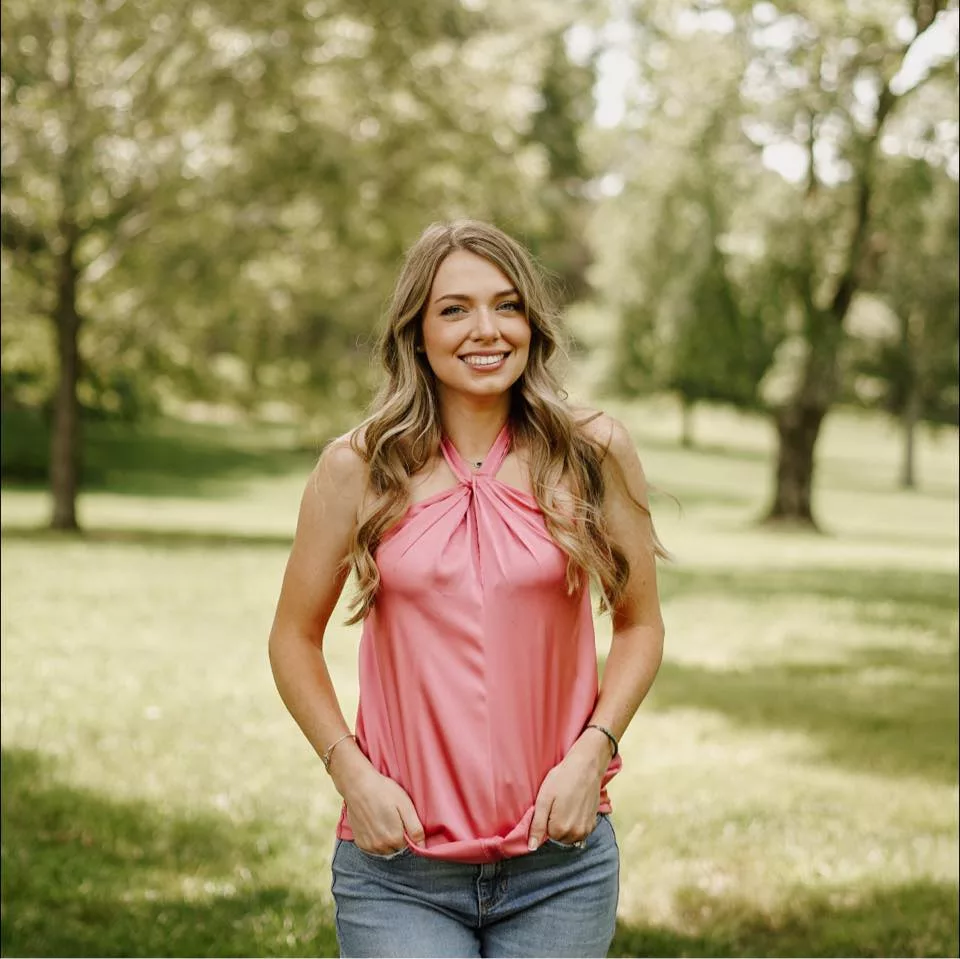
[2, 0, 958, 956]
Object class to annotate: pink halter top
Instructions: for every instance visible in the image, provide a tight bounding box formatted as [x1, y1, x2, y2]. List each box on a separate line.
[336, 424, 621, 863]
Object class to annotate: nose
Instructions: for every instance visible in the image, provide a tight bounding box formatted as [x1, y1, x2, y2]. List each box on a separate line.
[471, 304, 498, 339]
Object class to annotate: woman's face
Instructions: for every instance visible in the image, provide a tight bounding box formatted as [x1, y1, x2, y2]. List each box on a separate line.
[419, 250, 531, 407]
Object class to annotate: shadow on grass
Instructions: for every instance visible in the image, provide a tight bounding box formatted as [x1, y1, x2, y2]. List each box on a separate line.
[1, 748, 337, 958]
[610, 881, 959, 957]
[649, 568, 958, 785]
[1, 410, 319, 499]
[833, 526, 960, 550]
[812, 466, 959, 502]
[0, 525, 294, 550]
[658, 566, 959, 634]
[632, 431, 772, 467]
[2, 750, 957, 957]
[650, 486, 757, 510]
[652, 652, 957, 785]
[3, 749, 957, 958]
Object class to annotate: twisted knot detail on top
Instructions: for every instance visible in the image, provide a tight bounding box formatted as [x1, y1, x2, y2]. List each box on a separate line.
[336, 422, 622, 863]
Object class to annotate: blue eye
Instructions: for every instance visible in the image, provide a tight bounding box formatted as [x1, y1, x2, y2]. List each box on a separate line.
[440, 305, 465, 316]
[498, 301, 523, 313]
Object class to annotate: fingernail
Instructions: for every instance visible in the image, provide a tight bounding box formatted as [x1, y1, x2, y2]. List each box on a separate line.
[528, 837, 538, 850]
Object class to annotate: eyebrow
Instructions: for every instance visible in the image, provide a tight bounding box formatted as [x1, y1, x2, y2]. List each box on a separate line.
[433, 288, 520, 304]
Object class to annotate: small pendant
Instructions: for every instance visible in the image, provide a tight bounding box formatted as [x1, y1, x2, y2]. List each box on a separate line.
[471, 461, 482, 470]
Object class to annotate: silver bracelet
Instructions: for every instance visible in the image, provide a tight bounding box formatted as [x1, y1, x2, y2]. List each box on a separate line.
[321, 732, 356, 771]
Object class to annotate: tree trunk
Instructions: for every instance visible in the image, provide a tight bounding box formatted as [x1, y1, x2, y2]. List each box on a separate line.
[50, 221, 82, 531]
[898, 307, 922, 491]
[680, 395, 694, 449]
[900, 384, 920, 490]
[763, 320, 839, 529]
[766, 401, 827, 527]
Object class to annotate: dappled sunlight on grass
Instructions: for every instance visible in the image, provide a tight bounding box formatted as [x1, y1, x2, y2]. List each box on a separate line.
[651, 656, 956, 784]
[1, 749, 339, 958]
[659, 567, 958, 665]
[0, 474, 309, 539]
[610, 880, 959, 957]
[613, 710, 957, 948]
[1, 409, 323, 496]
[2, 403, 957, 955]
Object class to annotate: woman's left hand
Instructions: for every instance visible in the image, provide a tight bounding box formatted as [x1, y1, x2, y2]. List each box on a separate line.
[527, 730, 612, 849]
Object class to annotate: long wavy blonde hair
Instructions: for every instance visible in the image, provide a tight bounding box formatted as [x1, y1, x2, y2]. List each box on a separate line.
[344, 219, 662, 623]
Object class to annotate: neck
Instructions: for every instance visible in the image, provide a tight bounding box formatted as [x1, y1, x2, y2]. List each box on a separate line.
[438, 392, 511, 462]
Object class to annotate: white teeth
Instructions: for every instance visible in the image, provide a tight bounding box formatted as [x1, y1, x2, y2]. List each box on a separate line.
[463, 354, 506, 367]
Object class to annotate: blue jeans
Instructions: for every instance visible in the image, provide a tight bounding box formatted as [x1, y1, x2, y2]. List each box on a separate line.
[331, 813, 619, 958]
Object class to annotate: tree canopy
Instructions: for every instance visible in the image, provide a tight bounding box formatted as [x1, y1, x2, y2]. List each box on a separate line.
[2, 0, 957, 528]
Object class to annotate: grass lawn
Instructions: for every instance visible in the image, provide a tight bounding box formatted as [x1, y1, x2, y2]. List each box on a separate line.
[2, 399, 958, 957]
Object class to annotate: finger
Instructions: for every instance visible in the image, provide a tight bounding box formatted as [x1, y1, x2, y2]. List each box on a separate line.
[528, 794, 554, 850]
[396, 796, 426, 846]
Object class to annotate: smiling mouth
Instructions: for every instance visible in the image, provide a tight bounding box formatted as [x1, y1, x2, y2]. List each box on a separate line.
[460, 352, 509, 368]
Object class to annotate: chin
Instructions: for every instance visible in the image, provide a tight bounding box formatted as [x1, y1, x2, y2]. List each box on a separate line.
[457, 381, 512, 399]
[437, 371, 522, 401]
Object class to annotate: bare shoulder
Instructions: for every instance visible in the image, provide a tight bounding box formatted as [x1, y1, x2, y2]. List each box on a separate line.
[305, 428, 368, 511]
[574, 409, 666, 566]
[320, 429, 366, 475]
[574, 408, 641, 467]
[575, 409, 652, 516]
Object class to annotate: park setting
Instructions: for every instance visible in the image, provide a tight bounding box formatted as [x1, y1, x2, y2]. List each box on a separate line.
[2, 1, 958, 957]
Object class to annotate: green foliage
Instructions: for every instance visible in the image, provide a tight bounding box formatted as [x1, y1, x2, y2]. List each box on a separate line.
[1, 0, 597, 418]
[849, 154, 959, 425]
[597, 24, 785, 410]
[594, 0, 958, 429]
[524, 29, 597, 302]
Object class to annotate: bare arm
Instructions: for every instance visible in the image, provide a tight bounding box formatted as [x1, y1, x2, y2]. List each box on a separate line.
[582, 415, 665, 745]
[528, 414, 665, 848]
[268, 441, 359, 758]
[268, 438, 425, 853]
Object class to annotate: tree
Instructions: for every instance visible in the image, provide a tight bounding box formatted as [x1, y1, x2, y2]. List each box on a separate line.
[2, 0, 216, 527]
[743, 0, 956, 525]
[592, 13, 783, 444]
[525, 29, 597, 303]
[594, 0, 956, 521]
[856, 155, 959, 486]
[2, 0, 599, 528]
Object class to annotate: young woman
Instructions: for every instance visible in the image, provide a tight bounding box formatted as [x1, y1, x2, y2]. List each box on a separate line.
[268, 220, 666, 958]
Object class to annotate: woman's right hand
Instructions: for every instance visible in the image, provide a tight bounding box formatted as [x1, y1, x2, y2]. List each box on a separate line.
[329, 741, 425, 855]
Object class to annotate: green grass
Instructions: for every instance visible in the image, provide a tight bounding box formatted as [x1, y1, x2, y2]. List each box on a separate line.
[2, 399, 958, 957]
